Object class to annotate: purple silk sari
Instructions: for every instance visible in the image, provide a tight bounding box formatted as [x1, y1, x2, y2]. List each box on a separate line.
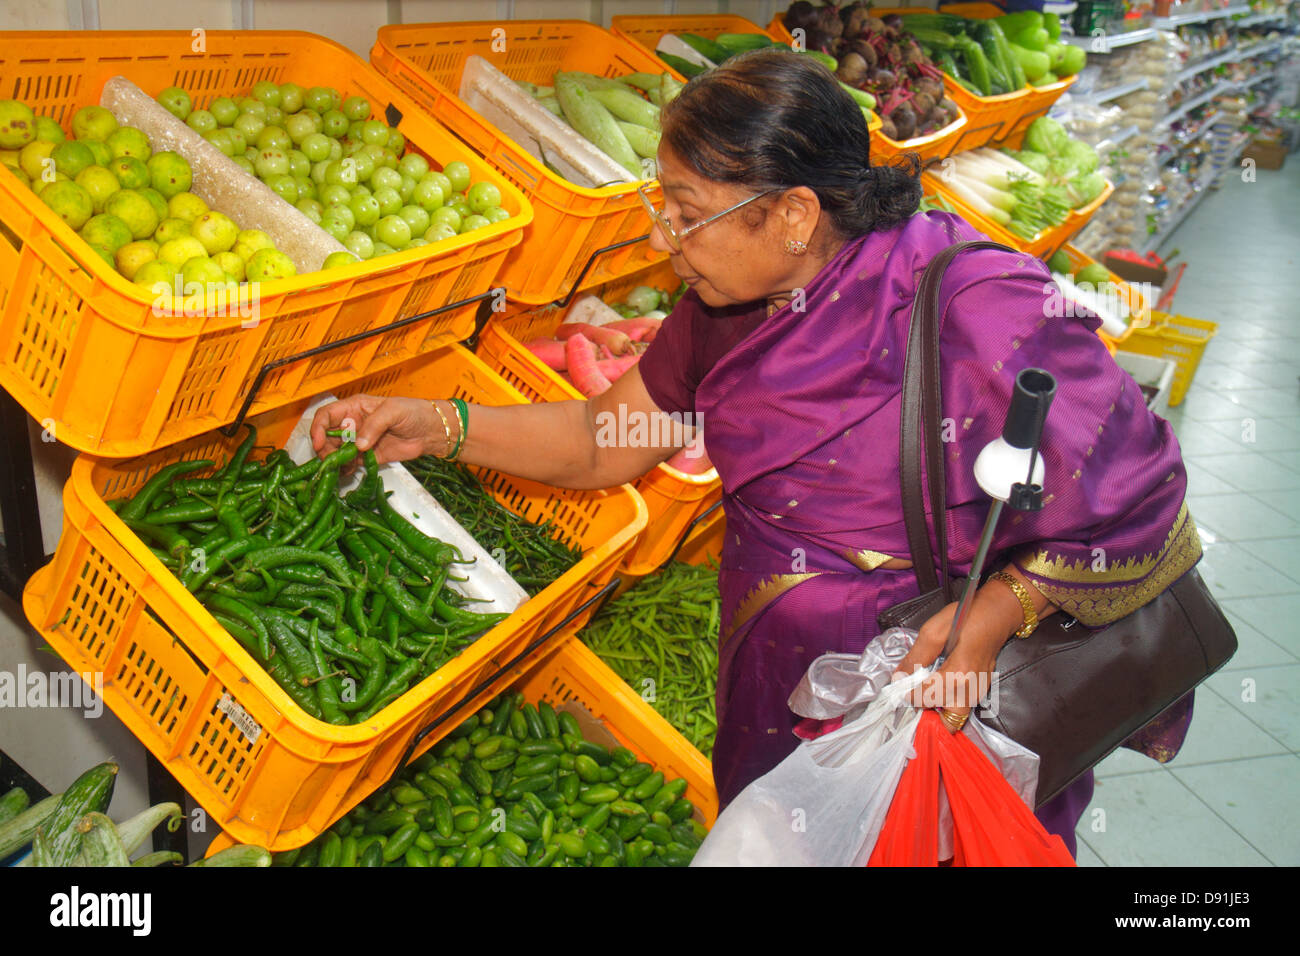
[685, 212, 1201, 854]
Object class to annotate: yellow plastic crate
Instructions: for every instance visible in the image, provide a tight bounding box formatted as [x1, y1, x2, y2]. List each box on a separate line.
[0, 30, 530, 457]
[23, 345, 646, 851]
[207, 631, 717, 856]
[1117, 312, 1218, 407]
[371, 21, 670, 305]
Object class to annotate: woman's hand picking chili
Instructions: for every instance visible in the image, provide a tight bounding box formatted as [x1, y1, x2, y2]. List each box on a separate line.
[311, 393, 442, 464]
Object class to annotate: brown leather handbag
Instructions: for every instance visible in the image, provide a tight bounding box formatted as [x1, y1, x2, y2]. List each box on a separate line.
[877, 240, 1238, 808]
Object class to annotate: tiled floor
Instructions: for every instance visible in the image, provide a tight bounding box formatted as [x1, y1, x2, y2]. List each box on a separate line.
[1075, 158, 1300, 866]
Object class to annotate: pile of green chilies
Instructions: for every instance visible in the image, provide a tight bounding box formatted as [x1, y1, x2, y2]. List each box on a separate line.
[274, 690, 707, 867]
[107, 427, 509, 725]
[406, 454, 584, 596]
[578, 562, 719, 757]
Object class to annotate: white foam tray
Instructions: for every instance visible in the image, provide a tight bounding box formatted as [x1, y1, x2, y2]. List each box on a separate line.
[283, 395, 529, 618]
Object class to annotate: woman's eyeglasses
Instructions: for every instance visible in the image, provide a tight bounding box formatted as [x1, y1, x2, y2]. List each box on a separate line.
[637, 184, 781, 254]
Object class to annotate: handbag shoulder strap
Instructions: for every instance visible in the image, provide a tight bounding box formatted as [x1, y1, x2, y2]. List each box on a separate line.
[899, 239, 1013, 599]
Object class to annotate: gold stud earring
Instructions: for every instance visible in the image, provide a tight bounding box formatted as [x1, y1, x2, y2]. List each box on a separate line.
[785, 238, 808, 256]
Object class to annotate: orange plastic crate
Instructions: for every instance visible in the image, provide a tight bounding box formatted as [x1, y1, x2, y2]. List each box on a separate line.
[1057, 243, 1152, 344]
[764, 14, 963, 161]
[922, 170, 1112, 259]
[933, 2, 1078, 144]
[22, 345, 646, 851]
[371, 21, 670, 306]
[541, 637, 717, 825]
[611, 12, 773, 53]
[207, 632, 718, 855]
[868, 6, 1032, 154]
[0, 30, 530, 458]
[476, 261, 723, 578]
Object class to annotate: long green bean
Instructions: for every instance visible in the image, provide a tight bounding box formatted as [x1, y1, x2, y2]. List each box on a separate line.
[578, 562, 720, 756]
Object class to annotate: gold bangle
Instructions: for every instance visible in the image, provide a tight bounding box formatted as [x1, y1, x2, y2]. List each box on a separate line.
[936, 708, 969, 732]
[989, 569, 1038, 639]
[430, 400, 455, 459]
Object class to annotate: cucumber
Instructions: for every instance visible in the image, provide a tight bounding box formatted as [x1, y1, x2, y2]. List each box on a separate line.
[802, 50, 838, 71]
[0, 787, 29, 826]
[619, 72, 662, 92]
[190, 845, 273, 867]
[0, 793, 60, 861]
[900, 12, 972, 33]
[555, 74, 642, 177]
[617, 122, 661, 160]
[75, 812, 130, 867]
[587, 85, 660, 129]
[713, 33, 773, 55]
[988, 20, 1027, 89]
[117, 802, 184, 856]
[43, 761, 117, 867]
[676, 32, 731, 66]
[657, 55, 705, 83]
[32, 828, 55, 867]
[132, 850, 184, 867]
[838, 81, 876, 110]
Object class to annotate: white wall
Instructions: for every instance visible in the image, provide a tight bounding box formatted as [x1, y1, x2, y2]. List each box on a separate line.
[1, 1, 794, 56]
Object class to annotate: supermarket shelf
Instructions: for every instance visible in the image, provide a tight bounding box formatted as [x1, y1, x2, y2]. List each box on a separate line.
[1241, 71, 1275, 87]
[1156, 5, 1251, 29]
[1143, 139, 1247, 253]
[1089, 77, 1150, 103]
[1234, 11, 1289, 28]
[1162, 81, 1234, 125]
[1105, 124, 1143, 147]
[1067, 27, 1158, 52]
[1143, 188, 1211, 253]
[1176, 47, 1240, 82]
[1241, 40, 1283, 58]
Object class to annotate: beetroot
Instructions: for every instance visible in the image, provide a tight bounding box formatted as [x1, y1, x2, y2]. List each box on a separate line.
[836, 52, 869, 86]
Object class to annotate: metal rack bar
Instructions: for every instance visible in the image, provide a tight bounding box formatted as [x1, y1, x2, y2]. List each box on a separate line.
[391, 576, 620, 776]
[217, 287, 501, 438]
[550, 233, 653, 309]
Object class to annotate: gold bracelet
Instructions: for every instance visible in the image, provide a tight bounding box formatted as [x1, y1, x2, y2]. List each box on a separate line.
[430, 400, 456, 459]
[989, 569, 1039, 639]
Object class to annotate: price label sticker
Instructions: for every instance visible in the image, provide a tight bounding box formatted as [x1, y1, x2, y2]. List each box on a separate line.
[218, 693, 263, 744]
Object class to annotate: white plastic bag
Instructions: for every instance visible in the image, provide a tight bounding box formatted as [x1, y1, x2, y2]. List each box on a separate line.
[691, 627, 1043, 867]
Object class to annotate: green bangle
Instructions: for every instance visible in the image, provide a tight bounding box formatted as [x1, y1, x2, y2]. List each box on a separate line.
[447, 397, 468, 462]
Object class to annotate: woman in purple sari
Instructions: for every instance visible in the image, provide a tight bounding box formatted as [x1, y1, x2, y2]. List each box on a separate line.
[311, 52, 1200, 859]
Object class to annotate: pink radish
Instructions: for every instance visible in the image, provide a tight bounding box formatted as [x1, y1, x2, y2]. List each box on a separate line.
[595, 353, 641, 382]
[565, 332, 613, 397]
[605, 316, 663, 340]
[524, 337, 568, 371]
[554, 322, 633, 356]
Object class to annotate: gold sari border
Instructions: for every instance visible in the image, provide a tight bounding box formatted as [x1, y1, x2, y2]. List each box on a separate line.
[1014, 503, 1203, 626]
[721, 573, 820, 647]
[842, 549, 898, 573]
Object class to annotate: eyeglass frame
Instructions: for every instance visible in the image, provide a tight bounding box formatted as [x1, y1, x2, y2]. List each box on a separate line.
[637, 183, 783, 253]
